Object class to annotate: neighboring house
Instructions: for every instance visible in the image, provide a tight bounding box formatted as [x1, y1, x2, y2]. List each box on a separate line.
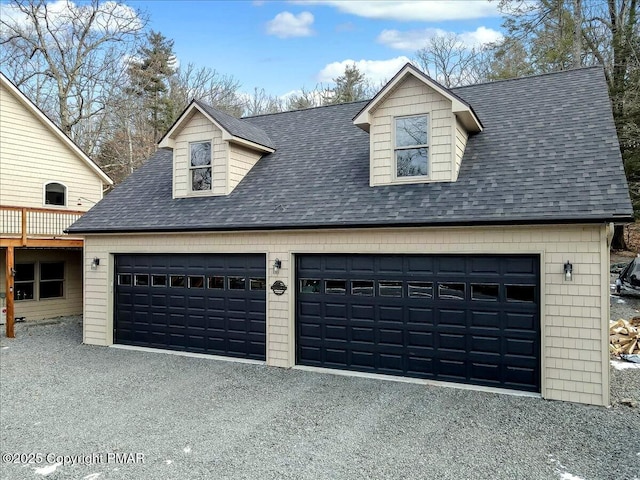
[0, 72, 113, 333]
[68, 64, 632, 406]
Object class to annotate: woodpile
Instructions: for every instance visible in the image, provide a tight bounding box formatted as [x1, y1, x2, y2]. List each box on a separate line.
[610, 317, 640, 356]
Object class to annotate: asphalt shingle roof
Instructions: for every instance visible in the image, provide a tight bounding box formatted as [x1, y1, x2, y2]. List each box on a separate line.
[69, 66, 633, 234]
[193, 99, 275, 150]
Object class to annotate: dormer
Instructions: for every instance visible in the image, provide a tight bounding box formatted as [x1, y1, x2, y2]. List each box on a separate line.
[353, 63, 482, 186]
[158, 100, 275, 198]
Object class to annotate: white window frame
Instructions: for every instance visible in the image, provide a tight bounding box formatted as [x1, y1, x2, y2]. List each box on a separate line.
[394, 114, 429, 179]
[189, 141, 212, 192]
[43, 181, 68, 207]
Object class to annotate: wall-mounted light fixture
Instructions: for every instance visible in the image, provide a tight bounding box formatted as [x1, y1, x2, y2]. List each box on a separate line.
[10, 267, 16, 277]
[91, 257, 100, 270]
[77, 197, 97, 206]
[273, 258, 281, 274]
[564, 261, 573, 281]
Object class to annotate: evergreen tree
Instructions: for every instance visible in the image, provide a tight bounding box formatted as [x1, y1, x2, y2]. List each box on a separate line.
[324, 64, 370, 105]
[128, 31, 177, 140]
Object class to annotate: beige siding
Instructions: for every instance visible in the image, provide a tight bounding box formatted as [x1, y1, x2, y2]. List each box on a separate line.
[1, 249, 83, 320]
[370, 75, 454, 186]
[228, 143, 262, 192]
[454, 118, 468, 181]
[173, 111, 227, 198]
[83, 223, 610, 406]
[0, 82, 103, 210]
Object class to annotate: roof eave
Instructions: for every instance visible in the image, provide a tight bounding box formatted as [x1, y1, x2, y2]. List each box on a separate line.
[67, 214, 634, 235]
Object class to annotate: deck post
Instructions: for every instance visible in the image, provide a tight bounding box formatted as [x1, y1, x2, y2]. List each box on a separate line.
[4, 245, 15, 338]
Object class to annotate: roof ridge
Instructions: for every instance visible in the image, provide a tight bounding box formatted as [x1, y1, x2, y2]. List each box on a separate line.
[452, 65, 603, 91]
[242, 99, 370, 119]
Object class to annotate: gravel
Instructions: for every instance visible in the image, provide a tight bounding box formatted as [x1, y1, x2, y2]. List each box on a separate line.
[1, 317, 639, 480]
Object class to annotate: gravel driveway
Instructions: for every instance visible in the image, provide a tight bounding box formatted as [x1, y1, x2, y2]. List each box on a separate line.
[1, 318, 638, 480]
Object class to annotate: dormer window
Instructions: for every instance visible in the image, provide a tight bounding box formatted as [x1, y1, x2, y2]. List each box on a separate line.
[395, 115, 428, 178]
[190, 141, 212, 191]
[44, 182, 66, 206]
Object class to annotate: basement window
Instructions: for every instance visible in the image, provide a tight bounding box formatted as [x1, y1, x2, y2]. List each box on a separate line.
[190, 141, 212, 191]
[40, 262, 64, 299]
[14, 263, 35, 301]
[395, 115, 428, 178]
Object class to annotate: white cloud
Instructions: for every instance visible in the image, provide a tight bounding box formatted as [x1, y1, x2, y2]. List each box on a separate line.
[317, 56, 412, 85]
[459, 27, 503, 47]
[266, 11, 314, 38]
[291, 1, 499, 22]
[378, 26, 503, 51]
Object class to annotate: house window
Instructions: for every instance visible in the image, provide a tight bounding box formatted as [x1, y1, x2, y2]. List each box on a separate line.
[395, 115, 428, 178]
[190, 141, 212, 191]
[40, 262, 64, 299]
[14, 263, 35, 301]
[44, 182, 66, 206]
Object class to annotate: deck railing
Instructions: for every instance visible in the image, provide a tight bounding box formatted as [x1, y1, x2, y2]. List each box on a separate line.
[0, 206, 84, 239]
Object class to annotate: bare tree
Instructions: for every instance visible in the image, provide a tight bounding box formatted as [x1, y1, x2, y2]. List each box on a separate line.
[169, 63, 244, 117]
[414, 33, 489, 87]
[285, 87, 323, 110]
[0, 0, 147, 154]
[243, 87, 284, 116]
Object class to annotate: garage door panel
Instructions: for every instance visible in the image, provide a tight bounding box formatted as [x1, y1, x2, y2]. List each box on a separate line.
[379, 306, 403, 322]
[378, 328, 403, 346]
[407, 357, 435, 376]
[407, 331, 434, 348]
[379, 353, 403, 371]
[471, 363, 501, 383]
[326, 348, 348, 365]
[351, 304, 375, 320]
[438, 309, 466, 326]
[505, 312, 537, 331]
[470, 335, 500, 354]
[470, 310, 500, 328]
[437, 257, 466, 274]
[438, 359, 467, 380]
[115, 254, 266, 360]
[350, 256, 375, 273]
[505, 367, 537, 388]
[325, 303, 347, 318]
[297, 254, 540, 392]
[505, 338, 537, 357]
[350, 350, 374, 368]
[469, 257, 501, 275]
[406, 256, 434, 274]
[325, 324, 348, 341]
[351, 326, 374, 342]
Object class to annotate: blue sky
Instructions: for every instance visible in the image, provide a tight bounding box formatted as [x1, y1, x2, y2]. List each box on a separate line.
[128, 1, 504, 97]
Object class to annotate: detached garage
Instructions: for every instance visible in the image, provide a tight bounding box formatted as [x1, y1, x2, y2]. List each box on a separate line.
[69, 64, 633, 406]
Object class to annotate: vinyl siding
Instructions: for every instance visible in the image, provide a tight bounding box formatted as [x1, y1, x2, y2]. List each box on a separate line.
[370, 75, 454, 186]
[228, 143, 262, 192]
[83, 223, 610, 406]
[0, 81, 103, 209]
[454, 118, 468, 181]
[0, 249, 83, 320]
[173, 111, 227, 198]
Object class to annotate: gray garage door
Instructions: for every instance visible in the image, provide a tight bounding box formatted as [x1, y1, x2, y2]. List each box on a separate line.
[296, 254, 540, 392]
[115, 254, 266, 360]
